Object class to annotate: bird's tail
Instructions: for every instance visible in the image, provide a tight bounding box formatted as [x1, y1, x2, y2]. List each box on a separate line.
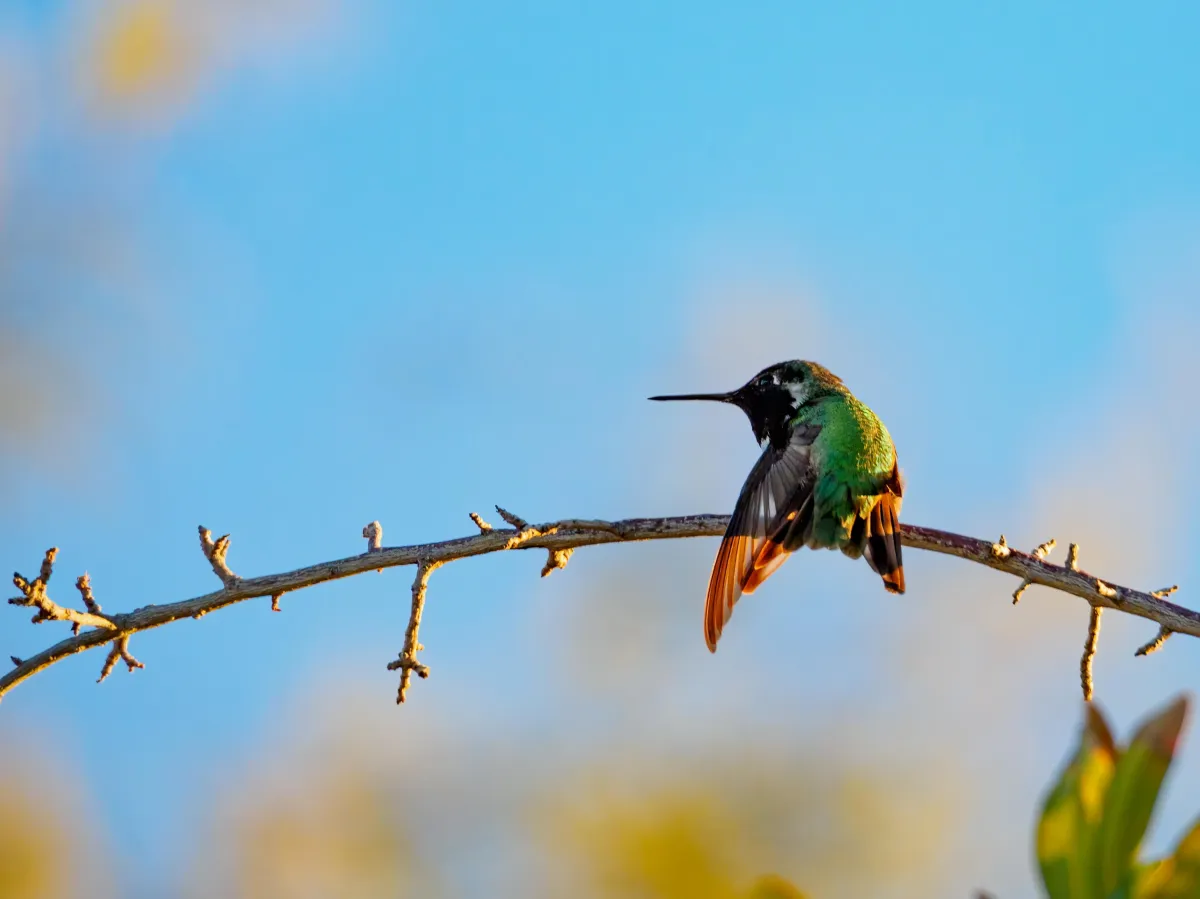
[864, 491, 904, 594]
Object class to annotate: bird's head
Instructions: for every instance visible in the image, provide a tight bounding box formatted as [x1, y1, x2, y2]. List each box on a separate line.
[649, 360, 843, 448]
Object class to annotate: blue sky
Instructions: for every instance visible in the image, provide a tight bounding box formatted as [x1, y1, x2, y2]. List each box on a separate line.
[2, 2, 1199, 896]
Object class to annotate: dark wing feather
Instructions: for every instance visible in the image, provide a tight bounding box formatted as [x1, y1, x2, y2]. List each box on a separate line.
[703, 424, 820, 651]
[744, 490, 816, 593]
[863, 462, 905, 594]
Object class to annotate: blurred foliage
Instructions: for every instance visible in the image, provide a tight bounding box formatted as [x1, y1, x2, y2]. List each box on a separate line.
[4, 697, 1197, 899]
[535, 755, 954, 899]
[1037, 695, 1198, 899]
[0, 0, 335, 478]
[0, 757, 111, 899]
[0, 334, 54, 460]
[746, 875, 811, 899]
[0, 780, 67, 899]
[92, 0, 191, 104]
[190, 765, 431, 899]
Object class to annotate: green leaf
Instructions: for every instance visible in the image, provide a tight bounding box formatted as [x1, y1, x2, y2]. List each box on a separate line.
[1140, 817, 1200, 899]
[746, 874, 811, 899]
[1095, 696, 1190, 896]
[1038, 704, 1119, 899]
[1108, 859, 1170, 899]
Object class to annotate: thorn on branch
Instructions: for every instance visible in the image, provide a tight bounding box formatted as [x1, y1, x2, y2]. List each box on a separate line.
[362, 521, 384, 552]
[990, 535, 1010, 558]
[1081, 606, 1102, 702]
[1135, 626, 1173, 657]
[388, 559, 442, 704]
[1151, 585, 1179, 599]
[495, 506, 529, 530]
[1066, 543, 1080, 571]
[469, 512, 493, 533]
[198, 526, 238, 586]
[97, 635, 143, 684]
[542, 547, 574, 577]
[270, 593, 282, 613]
[10, 656, 22, 668]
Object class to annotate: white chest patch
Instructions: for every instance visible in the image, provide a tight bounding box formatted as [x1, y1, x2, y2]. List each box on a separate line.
[785, 382, 810, 407]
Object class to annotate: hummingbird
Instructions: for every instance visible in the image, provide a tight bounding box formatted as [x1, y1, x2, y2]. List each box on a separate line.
[650, 360, 904, 651]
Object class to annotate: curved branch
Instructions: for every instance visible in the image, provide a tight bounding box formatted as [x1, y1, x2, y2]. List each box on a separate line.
[4, 513, 1195, 703]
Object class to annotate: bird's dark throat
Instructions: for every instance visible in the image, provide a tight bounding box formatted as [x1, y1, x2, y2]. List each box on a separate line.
[734, 385, 797, 450]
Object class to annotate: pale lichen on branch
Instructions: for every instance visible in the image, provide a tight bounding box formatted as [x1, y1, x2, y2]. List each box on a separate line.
[3, 513, 1196, 705]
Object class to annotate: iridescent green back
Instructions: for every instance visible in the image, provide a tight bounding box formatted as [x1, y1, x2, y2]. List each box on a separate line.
[795, 391, 897, 549]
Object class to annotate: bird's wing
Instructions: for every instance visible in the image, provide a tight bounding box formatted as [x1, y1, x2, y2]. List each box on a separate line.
[863, 460, 905, 594]
[704, 423, 821, 651]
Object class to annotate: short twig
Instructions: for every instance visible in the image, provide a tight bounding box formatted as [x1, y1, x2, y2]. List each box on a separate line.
[76, 573, 101, 614]
[541, 548, 574, 577]
[97, 634, 144, 684]
[495, 506, 528, 529]
[469, 512, 493, 533]
[198, 527, 238, 586]
[1065, 543, 1080, 571]
[1135, 626, 1172, 657]
[363, 521, 384, 553]
[1012, 538, 1054, 604]
[10, 549, 116, 632]
[1081, 606, 1102, 702]
[73, 573, 101, 635]
[387, 559, 442, 703]
[1011, 580, 1032, 605]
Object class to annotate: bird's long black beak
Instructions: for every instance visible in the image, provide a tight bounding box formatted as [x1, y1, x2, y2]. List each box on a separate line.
[647, 391, 736, 403]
